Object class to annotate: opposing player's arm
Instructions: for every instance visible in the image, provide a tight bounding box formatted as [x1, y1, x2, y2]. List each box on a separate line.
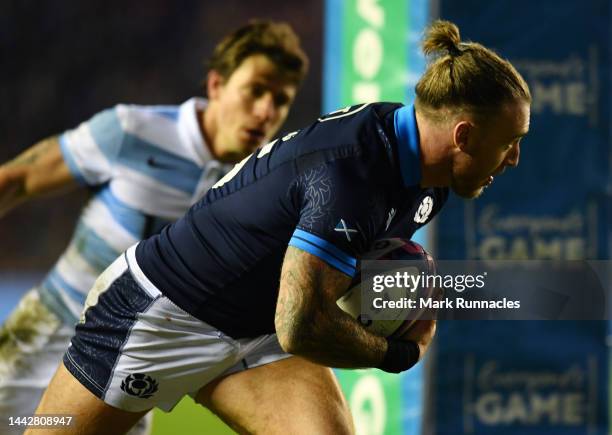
[0, 136, 78, 217]
[275, 246, 387, 368]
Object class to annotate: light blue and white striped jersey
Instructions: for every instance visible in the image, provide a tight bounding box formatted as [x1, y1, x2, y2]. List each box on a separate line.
[39, 97, 229, 324]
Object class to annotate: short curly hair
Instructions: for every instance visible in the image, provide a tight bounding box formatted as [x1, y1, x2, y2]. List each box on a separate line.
[207, 20, 309, 87]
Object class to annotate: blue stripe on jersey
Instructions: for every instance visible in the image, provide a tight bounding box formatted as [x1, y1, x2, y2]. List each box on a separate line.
[36, 219, 126, 325]
[89, 108, 124, 162]
[148, 107, 179, 121]
[46, 270, 87, 306]
[37, 282, 80, 326]
[292, 229, 357, 268]
[72, 221, 123, 272]
[289, 229, 357, 277]
[38, 271, 86, 325]
[59, 134, 88, 185]
[99, 187, 144, 239]
[394, 105, 422, 187]
[119, 133, 202, 194]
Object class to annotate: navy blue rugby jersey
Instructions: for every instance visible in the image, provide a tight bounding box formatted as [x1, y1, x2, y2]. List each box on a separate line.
[136, 102, 449, 338]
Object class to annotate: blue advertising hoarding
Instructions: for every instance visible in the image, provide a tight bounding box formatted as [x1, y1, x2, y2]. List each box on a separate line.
[431, 1, 611, 434]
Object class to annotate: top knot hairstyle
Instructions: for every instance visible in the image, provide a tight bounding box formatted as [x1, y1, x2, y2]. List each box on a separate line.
[422, 19, 462, 58]
[207, 19, 309, 87]
[415, 20, 530, 120]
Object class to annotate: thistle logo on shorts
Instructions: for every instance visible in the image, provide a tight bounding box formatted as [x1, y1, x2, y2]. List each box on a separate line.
[414, 196, 434, 223]
[120, 373, 159, 399]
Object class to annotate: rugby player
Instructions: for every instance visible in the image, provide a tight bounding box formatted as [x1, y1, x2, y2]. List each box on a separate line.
[0, 20, 308, 435]
[30, 20, 531, 434]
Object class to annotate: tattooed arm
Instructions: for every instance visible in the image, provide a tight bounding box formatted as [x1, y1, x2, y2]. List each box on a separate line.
[275, 246, 388, 368]
[0, 136, 77, 217]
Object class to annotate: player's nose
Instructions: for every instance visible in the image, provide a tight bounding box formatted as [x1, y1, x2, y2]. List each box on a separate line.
[253, 92, 277, 124]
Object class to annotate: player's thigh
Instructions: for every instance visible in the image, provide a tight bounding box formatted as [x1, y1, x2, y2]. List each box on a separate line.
[195, 356, 354, 435]
[26, 362, 148, 435]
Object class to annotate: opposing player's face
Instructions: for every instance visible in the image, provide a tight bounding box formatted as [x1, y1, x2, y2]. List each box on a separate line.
[207, 54, 297, 162]
[451, 101, 530, 198]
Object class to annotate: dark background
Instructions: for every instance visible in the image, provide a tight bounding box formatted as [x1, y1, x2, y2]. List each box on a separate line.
[0, 0, 323, 271]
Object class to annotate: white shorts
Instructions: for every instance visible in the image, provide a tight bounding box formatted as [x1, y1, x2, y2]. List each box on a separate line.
[64, 247, 291, 413]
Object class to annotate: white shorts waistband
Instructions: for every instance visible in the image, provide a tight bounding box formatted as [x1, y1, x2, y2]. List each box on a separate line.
[125, 244, 162, 299]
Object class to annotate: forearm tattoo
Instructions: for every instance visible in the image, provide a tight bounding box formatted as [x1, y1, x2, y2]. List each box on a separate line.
[277, 247, 386, 368]
[276, 246, 311, 344]
[5, 137, 57, 169]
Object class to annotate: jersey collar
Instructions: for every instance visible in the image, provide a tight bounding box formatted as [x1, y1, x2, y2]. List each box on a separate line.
[178, 97, 213, 166]
[393, 104, 422, 187]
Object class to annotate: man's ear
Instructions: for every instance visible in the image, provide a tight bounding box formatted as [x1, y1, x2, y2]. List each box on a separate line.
[453, 121, 472, 154]
[206, 70, 225, 100]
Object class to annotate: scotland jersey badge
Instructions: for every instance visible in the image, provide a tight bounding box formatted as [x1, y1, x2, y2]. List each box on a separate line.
[414, 196, 434, 223]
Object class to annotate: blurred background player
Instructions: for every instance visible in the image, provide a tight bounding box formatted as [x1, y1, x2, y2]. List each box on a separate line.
[0, 19, 308, 435]
[31, 20, 530, 435]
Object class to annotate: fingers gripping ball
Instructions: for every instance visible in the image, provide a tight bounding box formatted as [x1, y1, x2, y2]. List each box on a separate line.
[336, 238, 436, 337]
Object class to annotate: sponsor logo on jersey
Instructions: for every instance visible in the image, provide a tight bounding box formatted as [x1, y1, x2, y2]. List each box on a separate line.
[120, 373, 159, 399]
[146, 156, 174, 169]
[414, 196, 434, 223]
[334, 219, 359, 241]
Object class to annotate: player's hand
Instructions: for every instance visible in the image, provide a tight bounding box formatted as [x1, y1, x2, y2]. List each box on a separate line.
[398, 319, 436, 361]
[399, 286, 442, 359]
[0, 136, 77, 218]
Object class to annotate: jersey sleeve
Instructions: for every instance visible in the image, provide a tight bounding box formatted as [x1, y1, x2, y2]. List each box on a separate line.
[58, 106, 125, 186]
[288, 159, 388, 277]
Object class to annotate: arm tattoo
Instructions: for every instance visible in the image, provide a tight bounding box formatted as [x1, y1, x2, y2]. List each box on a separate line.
[5, 137, 57, 169]
[276, 247, 310, 343]
[276, 246, 386, 368]
[0, 136, 70, 216]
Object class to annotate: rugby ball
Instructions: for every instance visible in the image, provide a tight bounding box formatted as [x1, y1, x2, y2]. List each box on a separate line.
[336, 238, 436, 338]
